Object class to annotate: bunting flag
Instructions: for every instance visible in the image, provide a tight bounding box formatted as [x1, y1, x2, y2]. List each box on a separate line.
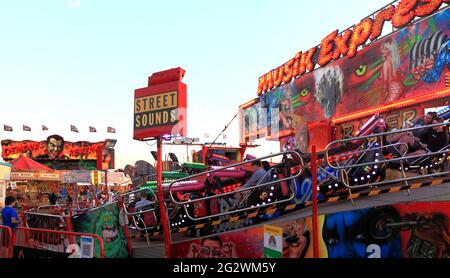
[23, 125, 31, 131]
[4, 125, 13, 132]
[70, 125, 79, 133]
[42, 125, 49, 131]
[107, 127, 116, 133]
[89, 126, 97, 132]
[223, 134, 227, 139]
[203, 133, 210, 138]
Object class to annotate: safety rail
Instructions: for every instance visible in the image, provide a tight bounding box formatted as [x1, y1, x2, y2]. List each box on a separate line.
[115, 184, 160, 232]
[12, 227, 104, 258]
[23, 211, 73, 232]
[168, 150, 304, 221]
[0, 225, 13, 258]
[324, 121, 450, 195]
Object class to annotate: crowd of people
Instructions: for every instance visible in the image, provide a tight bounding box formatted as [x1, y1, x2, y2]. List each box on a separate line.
[385, 112, 449, 160]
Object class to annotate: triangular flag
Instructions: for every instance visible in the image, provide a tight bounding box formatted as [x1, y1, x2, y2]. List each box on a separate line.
[89, 126, 97, 132]
[3, 125, 13, 132]
[71, 125, 79, 133]
[203, 132, 210, 138]
[42, 125, 49, 131]
[107, 127, 116, 133]
[23, 125, 31, 131]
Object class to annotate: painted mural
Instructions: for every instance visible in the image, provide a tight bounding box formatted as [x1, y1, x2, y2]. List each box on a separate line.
[171, 227, 264, 258]
[1, 136, 105, 161]
[170, 202, 450, 258]
[241, 8, 450, 151]
[71, 203, 130, 258]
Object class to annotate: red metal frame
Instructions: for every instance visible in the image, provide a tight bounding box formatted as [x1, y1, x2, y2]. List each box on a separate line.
[0, 225, 13, 258]
[311, 145, 319, 258]
[157, 138, 171, 258]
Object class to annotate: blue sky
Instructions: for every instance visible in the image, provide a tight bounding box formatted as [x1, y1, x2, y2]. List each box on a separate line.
[0, 0, 392, 167]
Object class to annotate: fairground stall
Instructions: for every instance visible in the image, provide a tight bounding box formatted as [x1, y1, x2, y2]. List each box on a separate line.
[8, 156, 61, 207]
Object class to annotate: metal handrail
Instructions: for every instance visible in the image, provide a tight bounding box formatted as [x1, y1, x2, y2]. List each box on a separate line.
[168, 151, 304, 221]
[23, 211, 68, 230]
[325, 121, 450, 154]
[168, 150, 304, 206]
[332, 142, 409, 170]
[324, 121, 450, 190]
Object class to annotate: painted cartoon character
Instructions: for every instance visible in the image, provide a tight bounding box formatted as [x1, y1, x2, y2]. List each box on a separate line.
[314, 66, 344, 118]
[323, 208, 402, 258]
[379, 40, 404, 103]
[410, 31, 449, 83]
[279, 219, 310, 258]
[72, 205, 129, 258]
[279, 83, 294, 130]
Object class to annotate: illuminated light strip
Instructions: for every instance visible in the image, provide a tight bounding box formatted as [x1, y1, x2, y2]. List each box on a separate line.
[239, 98, 259, 109]
[244, 128, 269, 139]
[265, 129, 295, 140]
[332, 88, 450, 124]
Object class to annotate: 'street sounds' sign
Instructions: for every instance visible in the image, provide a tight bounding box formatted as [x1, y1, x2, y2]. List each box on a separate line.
[134, 68, 187, 140]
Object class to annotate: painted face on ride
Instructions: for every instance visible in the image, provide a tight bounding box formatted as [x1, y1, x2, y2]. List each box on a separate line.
[280, 219, 310, 258]
[99, 211, 118, 243]
[47, 137, 64, 159]
[199, 238, 222, 258]
[314, 67, 344, 119]
[322, 209, 401, 258]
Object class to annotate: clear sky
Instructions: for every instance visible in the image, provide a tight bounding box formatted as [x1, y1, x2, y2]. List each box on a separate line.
[0, 0, 392, 168]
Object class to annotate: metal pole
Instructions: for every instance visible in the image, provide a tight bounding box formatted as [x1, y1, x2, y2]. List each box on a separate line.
[202, 145, 207, 164]
[311, 145, 319, 258]
[104, 170, 108, 193]
[157, 138, 171, 258]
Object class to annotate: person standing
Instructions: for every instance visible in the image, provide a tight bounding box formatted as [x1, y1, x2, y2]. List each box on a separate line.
[1, 196, 20, 229]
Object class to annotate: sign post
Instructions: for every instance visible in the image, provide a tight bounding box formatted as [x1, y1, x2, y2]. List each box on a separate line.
[133, 67, 187, 258]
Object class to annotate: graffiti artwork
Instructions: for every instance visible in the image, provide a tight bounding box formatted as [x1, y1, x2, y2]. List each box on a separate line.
[71, 203, 130, 258]
[241, 8, 449, 148]
[171, 228, 264, 258]
[171, 202, 450, 258]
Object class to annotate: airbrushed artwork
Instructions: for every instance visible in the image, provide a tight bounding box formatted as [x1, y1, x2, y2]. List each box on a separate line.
[241, 8, 449, 148]
[171, 202, 450, 258]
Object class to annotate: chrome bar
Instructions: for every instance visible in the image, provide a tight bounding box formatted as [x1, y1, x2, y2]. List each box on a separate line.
[168, 150, 304, 206]
[182, 165, 300, 221]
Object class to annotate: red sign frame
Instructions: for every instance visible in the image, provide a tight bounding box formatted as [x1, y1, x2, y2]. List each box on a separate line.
[133, 68, 187, 140]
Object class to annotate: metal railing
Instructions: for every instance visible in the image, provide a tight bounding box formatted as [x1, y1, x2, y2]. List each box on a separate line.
[12, 227, 105, 258]
[324, 121, 450, 194]
[168, 150, 304, 221]
[0, 225, 13, 258]
[23, 211, 72, 231]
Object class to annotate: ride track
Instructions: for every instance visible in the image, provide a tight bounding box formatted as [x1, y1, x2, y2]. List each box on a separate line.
[130, 176, 450, 240]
